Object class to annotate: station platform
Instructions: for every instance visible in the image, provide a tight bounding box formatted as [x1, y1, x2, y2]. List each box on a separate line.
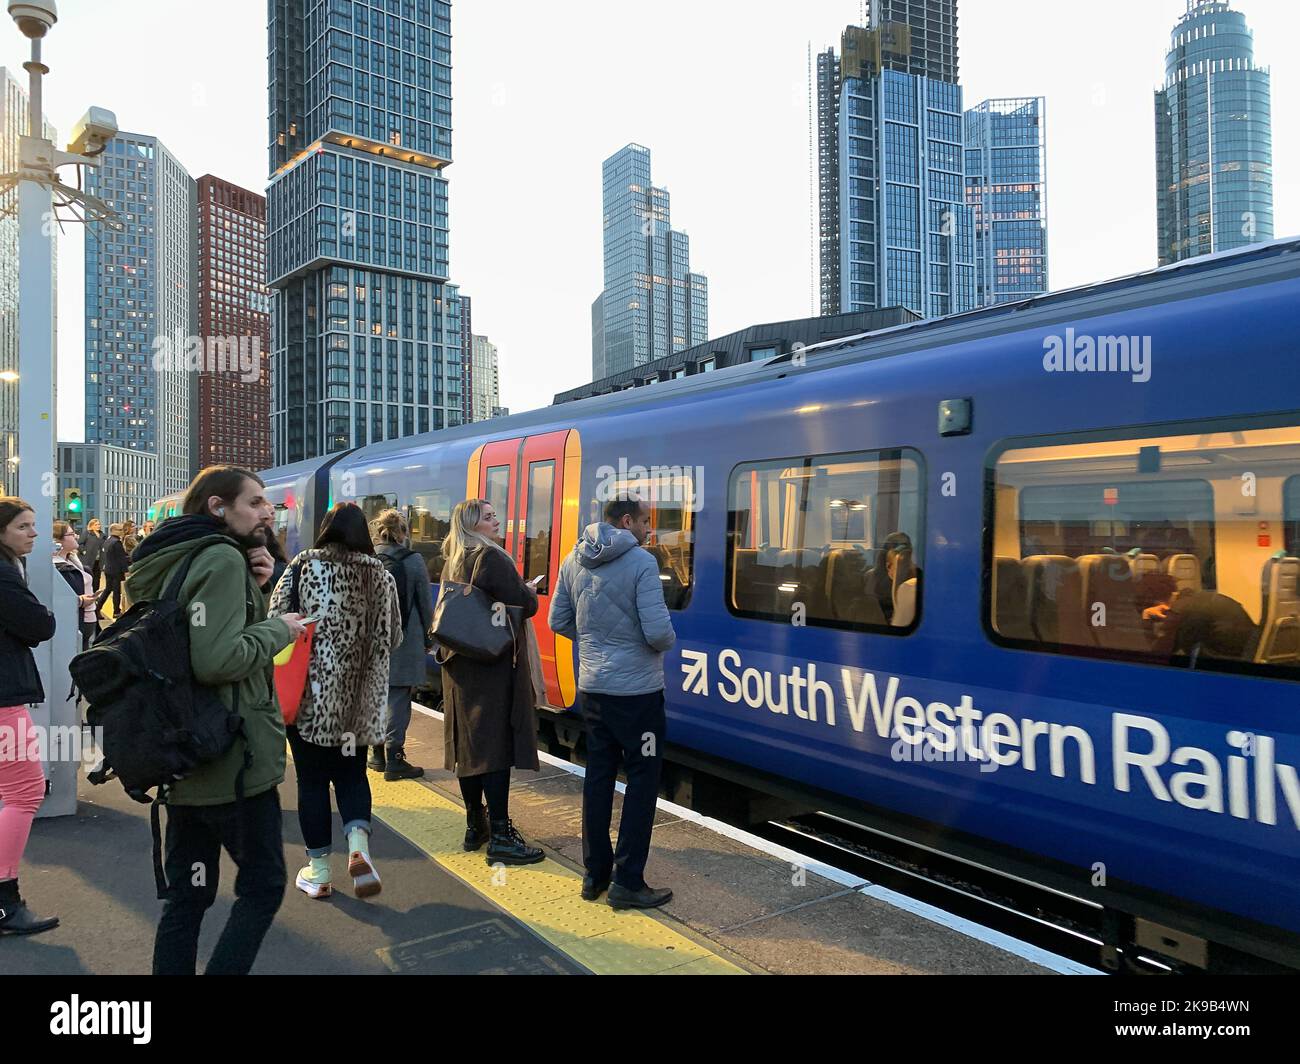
[7, 707, 1075, 975]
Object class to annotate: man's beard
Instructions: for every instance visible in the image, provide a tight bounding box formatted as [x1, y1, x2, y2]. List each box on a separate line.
[229, 524, 268, 551]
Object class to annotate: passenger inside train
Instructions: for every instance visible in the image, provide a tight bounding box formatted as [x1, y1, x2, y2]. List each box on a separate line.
[991, 424, 1300, 674]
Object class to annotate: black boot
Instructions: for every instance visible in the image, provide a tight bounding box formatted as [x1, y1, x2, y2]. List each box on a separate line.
[486, 819, 544, 866]
[366, 746, 386, 773]
[463, 803, 489, 852]
[384, 748, 424, 781]
[0, 879, 59, 937]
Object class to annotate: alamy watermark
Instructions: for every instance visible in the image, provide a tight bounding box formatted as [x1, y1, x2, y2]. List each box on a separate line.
[151, 330, 264, 383]
[594, 458, 704, 513]
[1043, 328, 1151, 383]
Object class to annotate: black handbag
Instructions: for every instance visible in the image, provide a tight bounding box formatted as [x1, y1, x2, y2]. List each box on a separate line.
[431, 549, 516, 664]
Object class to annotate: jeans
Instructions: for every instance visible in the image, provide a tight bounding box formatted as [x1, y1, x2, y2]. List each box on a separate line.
[0, 706, 46, 882]
[152, 788, 287, 976]
[287, 727, 372, 855]
[385, 686, 414, 752]
[579, 689, 665, 891]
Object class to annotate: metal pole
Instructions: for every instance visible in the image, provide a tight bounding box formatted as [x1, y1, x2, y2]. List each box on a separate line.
[17, 33, 79, 818]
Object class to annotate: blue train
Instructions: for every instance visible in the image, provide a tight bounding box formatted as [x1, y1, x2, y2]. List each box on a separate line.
[251, 239, 1300, 971]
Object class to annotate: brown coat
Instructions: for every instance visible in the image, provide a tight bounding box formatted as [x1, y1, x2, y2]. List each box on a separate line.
[440, 546, 541, 776]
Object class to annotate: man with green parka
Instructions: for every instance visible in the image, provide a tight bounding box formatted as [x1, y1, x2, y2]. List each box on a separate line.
[125, 465, 307, 976]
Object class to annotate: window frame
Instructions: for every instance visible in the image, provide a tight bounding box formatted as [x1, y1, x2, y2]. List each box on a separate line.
[724, 446, 927, 635]
[982, 412, 1300, 683]
[1284, 474, 1300, 558]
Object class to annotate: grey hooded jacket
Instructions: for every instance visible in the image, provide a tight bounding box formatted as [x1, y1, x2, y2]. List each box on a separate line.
[549, 522, 676, 696]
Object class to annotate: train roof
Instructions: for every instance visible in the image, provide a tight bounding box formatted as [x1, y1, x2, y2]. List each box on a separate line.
[329, 236, 1300, 469]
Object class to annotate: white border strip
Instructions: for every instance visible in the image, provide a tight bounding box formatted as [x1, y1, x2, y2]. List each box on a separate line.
[412, 702, 1101, 975]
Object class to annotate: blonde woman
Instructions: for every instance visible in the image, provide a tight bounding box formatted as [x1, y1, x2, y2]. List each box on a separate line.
[440, 499, 544, 865]
[370, 509, 434, 780]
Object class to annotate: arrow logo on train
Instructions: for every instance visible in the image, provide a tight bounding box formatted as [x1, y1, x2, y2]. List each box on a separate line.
[681, 650, 709, 695]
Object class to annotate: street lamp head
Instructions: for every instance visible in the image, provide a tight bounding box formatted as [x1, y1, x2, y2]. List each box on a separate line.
[8, 0, 57, 39]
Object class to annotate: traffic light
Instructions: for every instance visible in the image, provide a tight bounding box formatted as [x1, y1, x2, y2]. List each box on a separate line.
[63, 487, 83, 517]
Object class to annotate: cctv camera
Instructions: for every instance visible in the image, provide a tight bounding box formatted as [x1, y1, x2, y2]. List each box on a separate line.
[68, 107, 118, 157]
[8, 0, 57, 38]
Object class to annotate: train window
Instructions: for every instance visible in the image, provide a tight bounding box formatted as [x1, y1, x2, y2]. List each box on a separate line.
[359, 493, 396, 523]
[484, 465, 510, 547]
[522, 461, 555, 588]
[592, 465, 697, 610]
[409, 488, 453, 582]
[988, 422, 1300, 679]
[727, 449, 924, 632]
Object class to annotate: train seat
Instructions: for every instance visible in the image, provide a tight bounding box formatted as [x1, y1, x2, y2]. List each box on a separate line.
[1077, 554, 1147, 652]
[825, 548, 886, 626]
[1255, 556, 1300, 666]
[891, 578, 918, 628]
[1131, 553, 1161, 580]
[992, 557, 1034, 641]
[1164, 553, 1202, 594]
[1022, 555, 1086, 646]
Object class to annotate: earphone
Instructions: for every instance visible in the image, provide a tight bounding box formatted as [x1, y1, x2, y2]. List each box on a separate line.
[217, 508, 225, 517]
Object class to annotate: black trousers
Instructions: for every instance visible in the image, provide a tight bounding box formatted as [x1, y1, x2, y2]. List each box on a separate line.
[287, 727, 372, 853]
[152, 788, 287, 976]
[102, 572, 123, 615]
[579, 689, 665, 891]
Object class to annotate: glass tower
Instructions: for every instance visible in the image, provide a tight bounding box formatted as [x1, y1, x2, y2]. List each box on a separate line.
[964, 98, 1049, 306]
[818, 3, 977, 320]
[592, 144, 708, 381]
[1155, 0, 1273, 266]
[267, 0, 461, 463]
[85, 133, 196, 498]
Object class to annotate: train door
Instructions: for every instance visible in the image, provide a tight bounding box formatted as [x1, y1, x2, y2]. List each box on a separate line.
[467, 430, 582, 709]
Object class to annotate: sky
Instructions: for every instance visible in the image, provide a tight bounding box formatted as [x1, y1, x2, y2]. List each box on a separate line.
[5, 0, 1296, 441]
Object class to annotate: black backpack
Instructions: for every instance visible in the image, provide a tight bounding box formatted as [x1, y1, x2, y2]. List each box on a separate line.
[70, 540, 250, 892]
[380, 546, 417, 628]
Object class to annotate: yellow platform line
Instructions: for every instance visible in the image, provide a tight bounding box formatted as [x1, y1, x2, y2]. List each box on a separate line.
[368, 776, 747, 976]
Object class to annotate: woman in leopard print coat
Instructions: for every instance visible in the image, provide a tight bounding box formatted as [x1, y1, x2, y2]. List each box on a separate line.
[269, 503, 401, 901]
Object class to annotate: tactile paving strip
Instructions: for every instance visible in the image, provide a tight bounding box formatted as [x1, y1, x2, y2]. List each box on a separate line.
[369, 776, 747, 975]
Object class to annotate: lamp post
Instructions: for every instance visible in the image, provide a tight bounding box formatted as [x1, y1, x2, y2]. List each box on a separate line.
[6, 0, 118, 816]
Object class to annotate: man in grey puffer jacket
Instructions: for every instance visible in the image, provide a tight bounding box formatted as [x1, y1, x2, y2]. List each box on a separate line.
[549, 496, 676, 910]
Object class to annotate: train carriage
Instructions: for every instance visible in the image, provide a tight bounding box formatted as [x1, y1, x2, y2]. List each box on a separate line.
[262, 238, 1300, 971]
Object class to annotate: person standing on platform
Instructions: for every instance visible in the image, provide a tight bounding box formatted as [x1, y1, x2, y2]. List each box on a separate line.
[79, 517, 105, 591]
[126, 466, 306, 975]
[99, 523, 129, 617]
[0, 498, 59, 936]
[549, 496, 676, 910]
[53, 521, 100, 650]
[370, 508, 433, 781]
[269, 503, 401, 901]
[439, 499, 546, 866]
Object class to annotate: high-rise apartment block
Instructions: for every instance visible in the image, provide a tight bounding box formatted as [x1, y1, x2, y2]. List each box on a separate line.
[816, 2, 978, 319]
[592, 144, 708, 380]
[85, 133, 196, 497]
[196, 175, 271, 470]
[267, 0, 462, 463]
[469, 334, 500, 423]
[964, 98, 1049, 306]
[1155, 0, 1273, 265]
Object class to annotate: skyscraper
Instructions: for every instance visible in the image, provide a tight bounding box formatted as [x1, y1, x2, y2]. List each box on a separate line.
[964, 98, 1049, 306]
[459, 292, 473, 422]
[0, 67, 55, 495]
[1155, 0, 1273, 266]
[817, 2, 977, 319]
[592, 144, 708, 380]
[85, 133, 196, 498]
[267, 0, 462, 463]
[470, 334, 500, 423]
[196, 176, 271, 471]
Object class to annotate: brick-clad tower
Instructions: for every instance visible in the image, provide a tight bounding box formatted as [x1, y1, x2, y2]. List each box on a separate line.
[196, 175, 271, 471]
